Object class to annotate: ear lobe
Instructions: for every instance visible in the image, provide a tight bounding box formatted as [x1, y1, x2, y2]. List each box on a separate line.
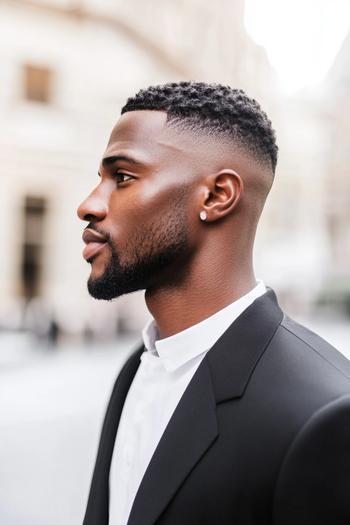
[203, 169, 244, 221]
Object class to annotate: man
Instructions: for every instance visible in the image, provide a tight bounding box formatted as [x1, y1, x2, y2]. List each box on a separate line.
[78, 82, 350, 525]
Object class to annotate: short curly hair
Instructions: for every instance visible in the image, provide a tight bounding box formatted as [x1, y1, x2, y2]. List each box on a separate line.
[121, 81, 278, 173]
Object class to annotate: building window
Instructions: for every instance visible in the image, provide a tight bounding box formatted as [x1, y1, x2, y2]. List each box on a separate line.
[23, 64, 53, 103]
[20, 196, 47, 298]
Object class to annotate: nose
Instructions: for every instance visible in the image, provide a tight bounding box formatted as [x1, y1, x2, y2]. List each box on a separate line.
[77, 186, 108, 222]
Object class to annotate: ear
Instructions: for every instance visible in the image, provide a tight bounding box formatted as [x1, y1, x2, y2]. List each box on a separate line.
[200, 169, 244, 222]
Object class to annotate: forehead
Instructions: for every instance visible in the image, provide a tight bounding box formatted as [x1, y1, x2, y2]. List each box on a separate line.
[101, 110, 243, 174]
[103, 110, 178, 161]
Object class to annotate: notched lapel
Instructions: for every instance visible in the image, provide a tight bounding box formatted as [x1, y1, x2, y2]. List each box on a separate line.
[83, 346, 143, 525]
[127, 359, 218, 525]
[207, 289, 284, 403]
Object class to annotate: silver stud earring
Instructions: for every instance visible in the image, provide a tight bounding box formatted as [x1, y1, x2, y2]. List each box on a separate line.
[199, 211, 207, 221]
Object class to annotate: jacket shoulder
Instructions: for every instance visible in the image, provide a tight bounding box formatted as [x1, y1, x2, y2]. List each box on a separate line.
[277, 315, 350, 380]
[252, 315, 350, 425]
[273, 394, 350, 524]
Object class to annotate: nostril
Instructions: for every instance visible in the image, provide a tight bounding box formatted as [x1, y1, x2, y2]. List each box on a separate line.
[84, 214, 96, 221]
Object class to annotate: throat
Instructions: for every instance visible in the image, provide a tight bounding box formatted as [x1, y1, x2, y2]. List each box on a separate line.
[145, 274, 257, 339]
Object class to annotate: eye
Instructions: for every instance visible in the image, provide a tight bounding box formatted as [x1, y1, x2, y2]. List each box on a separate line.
[114, 172, 134, 184]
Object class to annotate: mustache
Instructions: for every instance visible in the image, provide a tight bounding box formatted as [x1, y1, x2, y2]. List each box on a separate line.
[85, 223, 112, 244]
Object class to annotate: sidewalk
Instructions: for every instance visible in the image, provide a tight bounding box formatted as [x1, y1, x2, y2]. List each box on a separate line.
[0, 335, 139, 525]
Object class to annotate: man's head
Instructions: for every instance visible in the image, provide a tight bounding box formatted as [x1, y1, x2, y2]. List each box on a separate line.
[77, 82, 278, 300]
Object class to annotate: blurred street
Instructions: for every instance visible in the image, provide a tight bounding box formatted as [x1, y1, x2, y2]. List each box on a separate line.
[0, 334, 139, 525]
[0, 321, 349, 525]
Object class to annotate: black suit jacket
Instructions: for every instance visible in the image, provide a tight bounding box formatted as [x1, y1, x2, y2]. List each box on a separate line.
[83, 290, 350, 525]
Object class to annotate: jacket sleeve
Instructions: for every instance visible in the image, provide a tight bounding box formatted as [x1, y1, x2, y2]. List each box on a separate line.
[273, 394, 350, 525]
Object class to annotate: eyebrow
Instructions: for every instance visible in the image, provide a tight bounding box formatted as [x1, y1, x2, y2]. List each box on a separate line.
[102, 154, 146, 168]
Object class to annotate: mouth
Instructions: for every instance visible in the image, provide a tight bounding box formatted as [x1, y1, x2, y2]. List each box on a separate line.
[83, 241, 108, 262]
[82, 228, 109, 262]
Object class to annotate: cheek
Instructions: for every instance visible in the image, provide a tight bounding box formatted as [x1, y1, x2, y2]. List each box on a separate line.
[136, 179, 177, 213]
[109, 180, 182, 229]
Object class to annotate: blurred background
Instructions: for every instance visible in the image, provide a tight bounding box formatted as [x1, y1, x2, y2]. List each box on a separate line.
[0, 0, 349, 523]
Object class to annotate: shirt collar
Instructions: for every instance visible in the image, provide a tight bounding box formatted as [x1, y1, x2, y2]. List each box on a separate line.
[142, 280, 266, 373]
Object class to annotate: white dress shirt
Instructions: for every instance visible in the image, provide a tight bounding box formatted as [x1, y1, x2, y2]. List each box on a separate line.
[109, 281, 266, 525]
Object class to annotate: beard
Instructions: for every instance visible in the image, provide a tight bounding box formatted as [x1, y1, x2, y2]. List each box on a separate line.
[87, 202, 191, 300]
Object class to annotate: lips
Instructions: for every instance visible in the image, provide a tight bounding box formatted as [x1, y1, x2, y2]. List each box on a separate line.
[82, 228, 108, 261]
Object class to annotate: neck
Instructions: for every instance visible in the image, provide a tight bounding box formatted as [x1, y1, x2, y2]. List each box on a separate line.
[145, 251, 256, 340]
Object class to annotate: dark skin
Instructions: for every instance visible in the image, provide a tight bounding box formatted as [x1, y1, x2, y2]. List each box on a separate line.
[77, 110, 273, 339]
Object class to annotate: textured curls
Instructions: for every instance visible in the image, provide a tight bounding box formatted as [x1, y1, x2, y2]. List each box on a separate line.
[121, 81, 278, 173]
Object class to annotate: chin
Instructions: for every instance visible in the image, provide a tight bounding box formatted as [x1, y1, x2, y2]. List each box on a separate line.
[88, 256, 109, 279]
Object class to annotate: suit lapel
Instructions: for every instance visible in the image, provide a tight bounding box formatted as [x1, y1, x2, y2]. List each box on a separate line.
[83, 347, 143, 525]
[207, 288, 284, 402]
[127, 358, 218, 525]
[127, 289, 283, 525]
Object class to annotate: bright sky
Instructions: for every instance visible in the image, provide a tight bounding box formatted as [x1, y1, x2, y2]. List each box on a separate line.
[244, 0, 350, 94]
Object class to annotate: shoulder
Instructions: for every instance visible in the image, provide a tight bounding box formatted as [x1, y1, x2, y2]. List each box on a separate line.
[265, 314, 350, 387]
[273, 394, 350, 524]
[280, 315, 350, 376]
[246, 313, 350, 444]
[264, 316, 350, 522]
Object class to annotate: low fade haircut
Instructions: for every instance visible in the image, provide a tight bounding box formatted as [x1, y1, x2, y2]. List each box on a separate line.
[121, 81, 278, 174]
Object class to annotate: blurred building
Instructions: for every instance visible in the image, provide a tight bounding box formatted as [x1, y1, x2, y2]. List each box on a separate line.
[266, 28, 350, 316]
[0, 0, 185, 339]
[320, 30, 350, 314]
[254, 93, 333, 316]
[2, 0, 345, 344]
[109, 0, 275, 99]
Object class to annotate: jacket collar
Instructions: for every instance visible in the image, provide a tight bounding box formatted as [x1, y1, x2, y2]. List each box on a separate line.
[141, 280, 267, 372]
[83, 347, 143, 525]
[207, 288, 283, 402]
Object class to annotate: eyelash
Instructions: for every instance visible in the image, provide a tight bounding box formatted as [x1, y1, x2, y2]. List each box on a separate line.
[114, 172, 134, 184]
